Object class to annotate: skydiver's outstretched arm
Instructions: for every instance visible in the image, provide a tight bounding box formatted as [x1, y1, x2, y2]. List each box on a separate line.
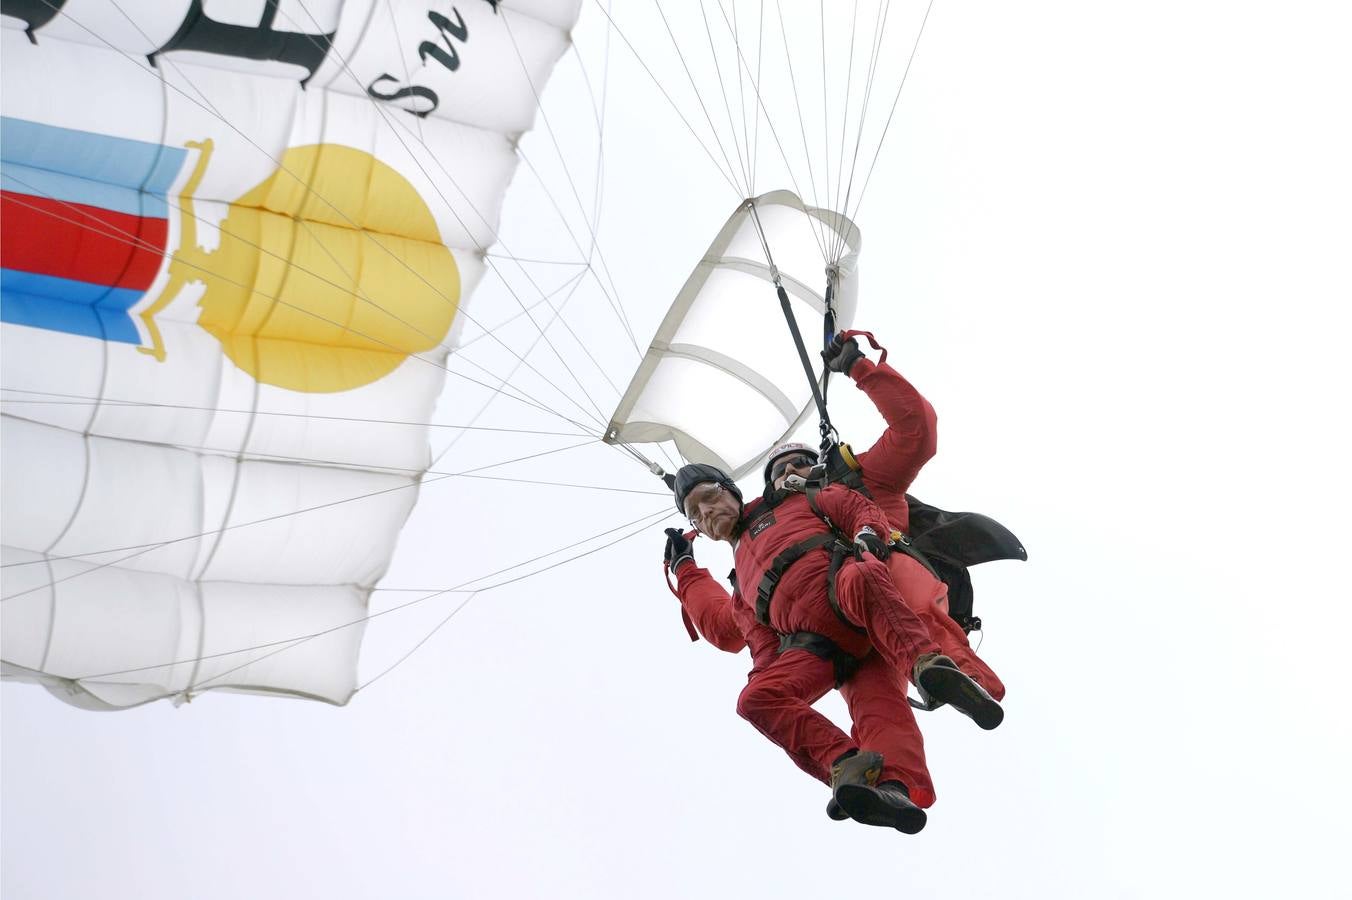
[849, 356, 938, 494]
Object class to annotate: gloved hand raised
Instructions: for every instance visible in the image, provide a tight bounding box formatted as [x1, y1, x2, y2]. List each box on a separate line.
[664, 527, 695, 572]
[822, 335, 865, 376]
[854, 526, 890, 559]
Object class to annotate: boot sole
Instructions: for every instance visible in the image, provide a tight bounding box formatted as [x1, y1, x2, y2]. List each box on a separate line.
[920, 666, 1004, 730]
[835, 784, 927, 834]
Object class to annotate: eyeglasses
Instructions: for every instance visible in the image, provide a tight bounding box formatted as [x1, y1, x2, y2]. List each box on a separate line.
[684, 483, 726, 527]
[769, 454, 816, 482]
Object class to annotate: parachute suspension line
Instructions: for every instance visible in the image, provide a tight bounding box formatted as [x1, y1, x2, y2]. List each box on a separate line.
[62, 4, 614, 437]
[648, 0, 751, 198]
[0, 435, 667, 491]
[590, 1, 744, 200]
[0, 437, 605, 580]
[508, 147, 637, 396]
[848, 0, 938, 225]
[0, 170, 464, 378]
[62, 506, 672, 690]
[463, 192, 618, 434]
[608, 436, 677, 491]
[567, 24, 612, 237]
[0, 388, 595, 438]
[196, 506, 676, 696]
[566, 16, 636, 365]
[707, 0, 834, 264]
[0, 190, 607, 445]
[0, 192, 597, 441]
[356, 591, 481, 694]
[752, 0, 767, 192]
[829, 0, 863, 263]
[482, 254, 594, 266]
[697, 0, 753, 195]
[729, 0, 754, 193]
[819, 0, 832, 220]
[836, 0, 894, 263]
[89, 4, 460, 332]
[429, 275, 606, 470]
[282, 6, 623, 437]
[287, 3, 627, 433]
[748, 203, 835, 447]
[498, 13, 640, 355]
[455, 267, 589, 350]
[771, 0, 832, 261]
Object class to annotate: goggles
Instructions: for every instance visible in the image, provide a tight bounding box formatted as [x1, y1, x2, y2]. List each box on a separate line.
[769, 454, 816, 482]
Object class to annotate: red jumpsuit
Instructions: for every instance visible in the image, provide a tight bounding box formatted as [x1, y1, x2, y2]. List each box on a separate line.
[675, 486, 941, 806]
[848, 357, 1007, 700]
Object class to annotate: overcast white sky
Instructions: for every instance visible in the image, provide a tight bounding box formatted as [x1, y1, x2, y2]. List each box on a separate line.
[4, 2, 1351, 899]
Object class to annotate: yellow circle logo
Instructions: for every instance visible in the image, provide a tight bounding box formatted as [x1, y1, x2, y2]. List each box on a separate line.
[151, 141, 460, 393]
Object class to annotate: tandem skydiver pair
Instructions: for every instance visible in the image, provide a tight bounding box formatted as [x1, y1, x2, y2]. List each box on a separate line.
[661, 331, 1025, 834]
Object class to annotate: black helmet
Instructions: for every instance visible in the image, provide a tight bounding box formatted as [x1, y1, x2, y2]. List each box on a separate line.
[673, 463, 743, 514]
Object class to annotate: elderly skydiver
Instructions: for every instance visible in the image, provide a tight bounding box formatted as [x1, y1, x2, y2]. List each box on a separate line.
[665, 462, 1001, 833]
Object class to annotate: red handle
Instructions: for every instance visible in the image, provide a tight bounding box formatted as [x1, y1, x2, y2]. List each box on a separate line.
[664, 529, 701, 642]
[837, 329, 887, 367]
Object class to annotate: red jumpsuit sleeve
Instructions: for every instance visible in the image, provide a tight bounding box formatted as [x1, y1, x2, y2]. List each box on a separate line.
[816, 484, 894, 540]
[673, 563, 781, 667]
[672, 563, 748, 653]
[850, 357, 938, 493]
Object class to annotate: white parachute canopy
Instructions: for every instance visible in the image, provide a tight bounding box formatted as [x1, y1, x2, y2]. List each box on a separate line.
[605, 190, 860, 480]
[0, 0, 582, 709]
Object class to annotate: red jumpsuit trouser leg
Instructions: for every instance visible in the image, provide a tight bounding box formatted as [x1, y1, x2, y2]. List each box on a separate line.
[833, 554, 940, 679]
[736, 650, 849, 784]
[887, 553, 1007, 700]
[736, 649, 937, 807]
[840, 654, 936, 807]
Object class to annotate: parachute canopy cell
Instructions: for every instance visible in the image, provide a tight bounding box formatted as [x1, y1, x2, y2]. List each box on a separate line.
[0, 0, 582, 709]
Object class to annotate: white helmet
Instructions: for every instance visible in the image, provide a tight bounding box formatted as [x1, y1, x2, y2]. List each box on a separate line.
[762, 442, 817, 484]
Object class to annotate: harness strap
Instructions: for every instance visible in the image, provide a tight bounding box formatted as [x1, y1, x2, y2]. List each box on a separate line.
[889, 530, 941, 580]
[778, 631, 864, 688]
[755, 533, 837, 626]
[826, 541, 869, 636]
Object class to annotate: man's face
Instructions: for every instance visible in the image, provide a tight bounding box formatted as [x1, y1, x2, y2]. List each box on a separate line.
[769, 453, 816, 490]
[683, 481, 741, 541]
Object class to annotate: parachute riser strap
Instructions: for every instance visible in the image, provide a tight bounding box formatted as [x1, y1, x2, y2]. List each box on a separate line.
[819, 273, 839, 453]
[776, 284, 833, 438]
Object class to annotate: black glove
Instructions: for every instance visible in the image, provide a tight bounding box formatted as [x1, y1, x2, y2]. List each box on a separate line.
[822, 335, 865, 376]
[664, 527, 695, 571]
[854, 526, 890, 559]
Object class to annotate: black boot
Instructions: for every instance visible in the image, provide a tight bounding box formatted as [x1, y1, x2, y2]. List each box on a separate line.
[834, 780, 927, 834]
[828, 749, 882, 821]
[913, 653, 1004, 730]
